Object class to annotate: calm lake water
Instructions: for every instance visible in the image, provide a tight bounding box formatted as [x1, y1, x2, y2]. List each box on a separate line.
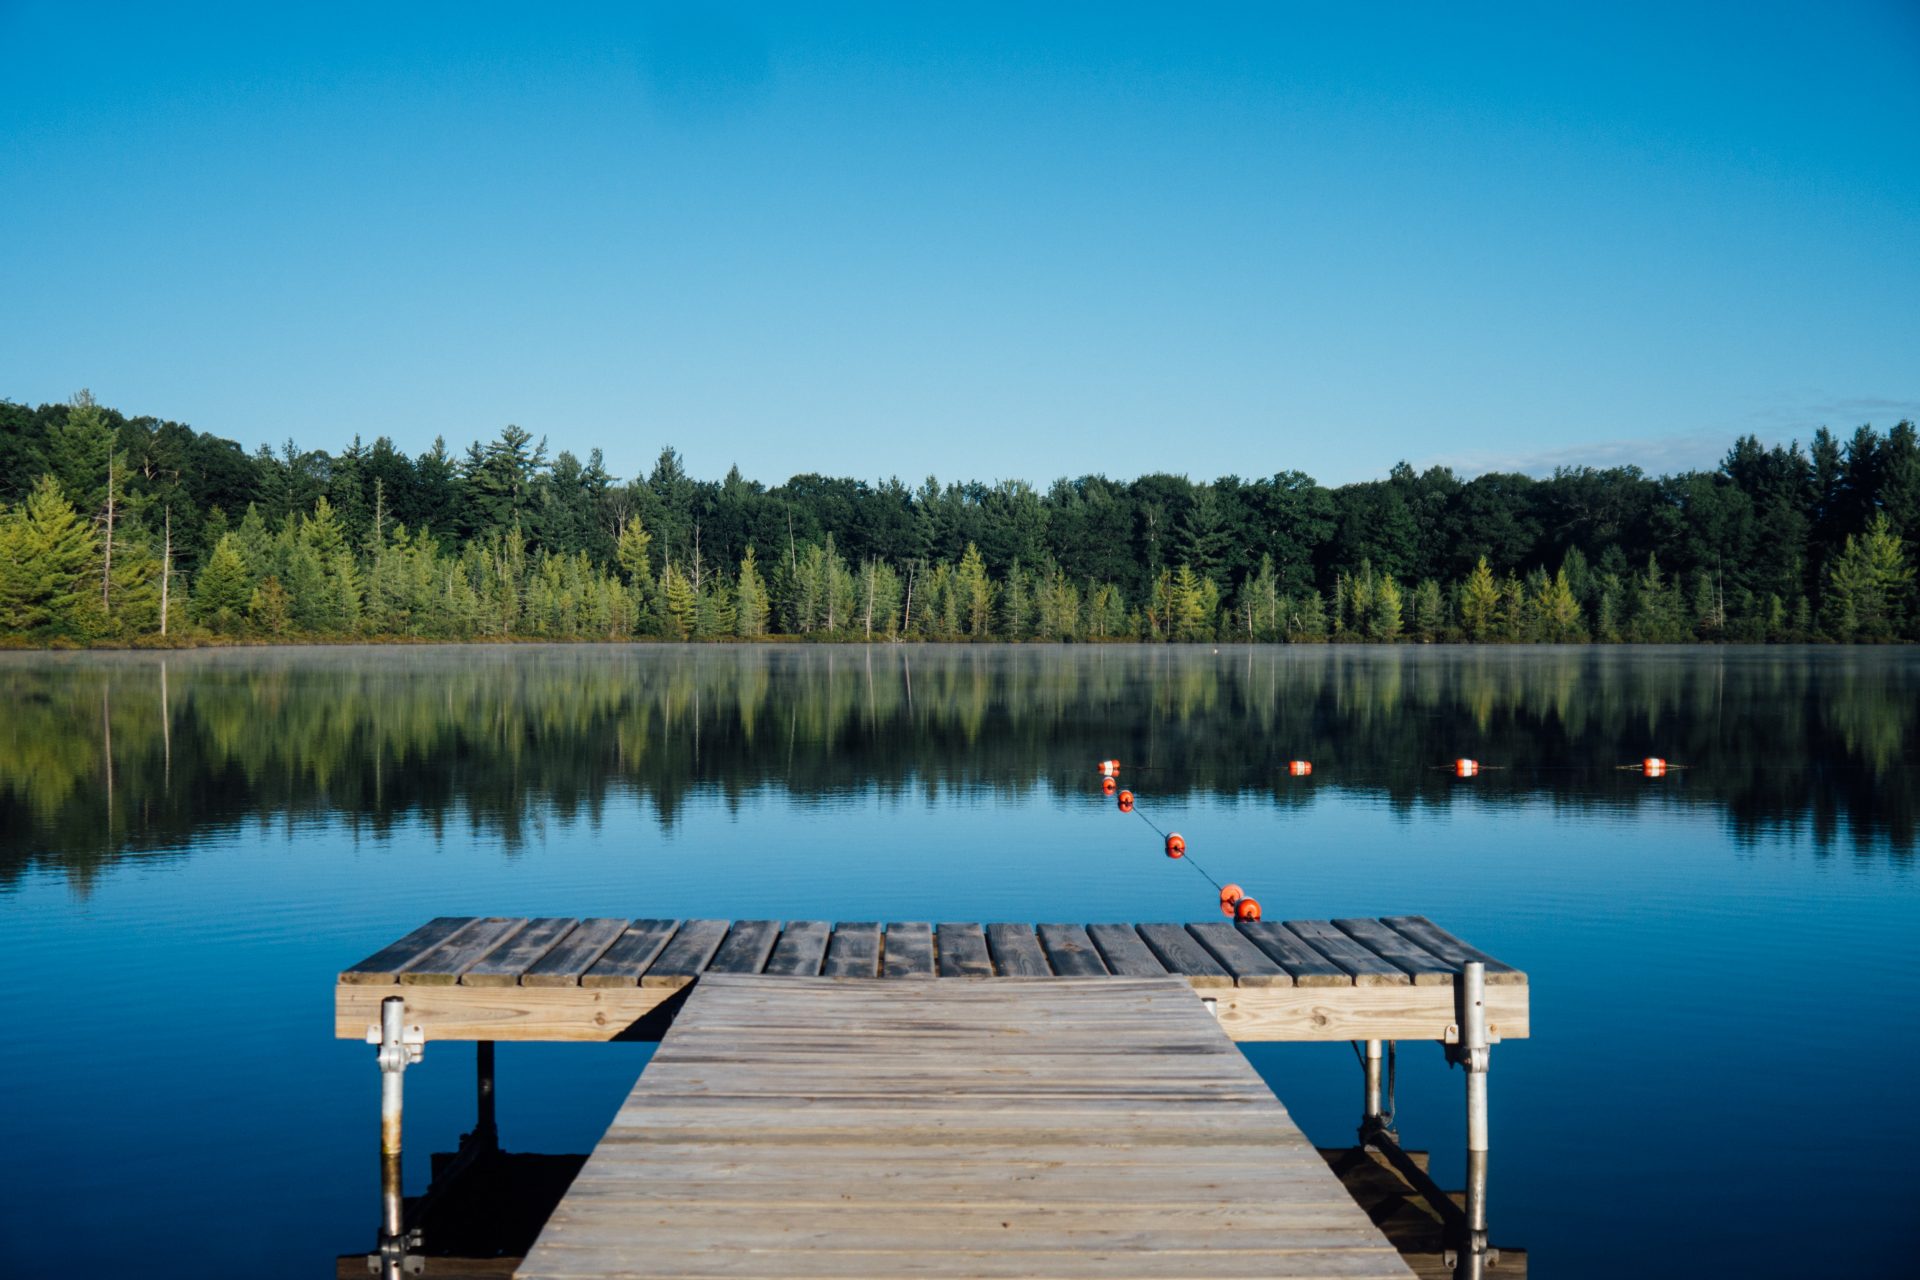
[2, 643, 1916, 1278]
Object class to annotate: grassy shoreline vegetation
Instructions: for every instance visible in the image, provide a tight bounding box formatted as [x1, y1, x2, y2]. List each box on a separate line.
[2, 392, 1916, 648]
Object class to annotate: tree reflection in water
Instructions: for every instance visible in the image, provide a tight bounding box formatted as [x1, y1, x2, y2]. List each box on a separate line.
[3, 643, 1913, 890]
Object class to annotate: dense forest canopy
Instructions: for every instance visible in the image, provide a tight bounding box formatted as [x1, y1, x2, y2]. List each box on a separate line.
[1, 392, 1915, 644]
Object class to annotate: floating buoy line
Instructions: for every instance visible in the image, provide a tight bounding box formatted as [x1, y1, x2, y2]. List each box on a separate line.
[1099, 752, 1680, 918]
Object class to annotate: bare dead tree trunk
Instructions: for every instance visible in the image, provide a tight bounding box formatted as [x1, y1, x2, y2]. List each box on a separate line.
[102, 454, 116, 615]
[159, 507, 172, 637]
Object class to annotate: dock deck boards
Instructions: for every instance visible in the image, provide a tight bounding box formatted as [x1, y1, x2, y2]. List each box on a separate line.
[514, 975, 1416, 1280]
[336, 916, 1529, 1045]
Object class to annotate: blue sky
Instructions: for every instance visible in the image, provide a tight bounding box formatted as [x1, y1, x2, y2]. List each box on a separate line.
[3, 2, 1916, 487]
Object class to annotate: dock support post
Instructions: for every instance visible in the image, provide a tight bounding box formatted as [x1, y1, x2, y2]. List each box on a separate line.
[1456, 961, 1491, 1279]
[1357, 1039, 1396, 1148]
[475, 1041, 498, 1152]
[372, 996, 423, 1278]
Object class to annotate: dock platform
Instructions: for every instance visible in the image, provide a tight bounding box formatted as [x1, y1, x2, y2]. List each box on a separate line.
[518, 974, 1415, 1280]
[339, 917, 1525, 1280]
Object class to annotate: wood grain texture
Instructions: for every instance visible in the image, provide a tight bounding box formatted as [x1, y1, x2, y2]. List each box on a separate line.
[521, 919, 629, 988]
[1239, 922, 1352, 987]
[462, 918, 579, 987]
[703, 921, 780, 976]
[1285, 920, 1410, 987]
[762, 921, 829, 977]
[1085, 923, 1169, 977]
[1135, 923, 1233, 988]
[935, 922, 993, 977]
[582, 920, 682, 990]
[400, 918, 530, 986]
[1332, 919, 1453, 986]
[514, 976, 1415, 1280]
[1380, 916, 1527, 984]
[1186, 921, 1292, 987]
[340, 917, 474, 984]
[1036, 923, 1109, 977]
[821, 922, 881, 978]
[984, 922, 1051, 977]
[883, 922, 935, 979]
[642, 919, 731, 988]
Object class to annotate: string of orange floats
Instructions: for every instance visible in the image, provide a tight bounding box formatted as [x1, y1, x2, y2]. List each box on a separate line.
[1097, 751, 1679, 918]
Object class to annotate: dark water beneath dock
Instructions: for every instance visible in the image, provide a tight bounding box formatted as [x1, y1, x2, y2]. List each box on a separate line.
[2, 644, 1915, 1277]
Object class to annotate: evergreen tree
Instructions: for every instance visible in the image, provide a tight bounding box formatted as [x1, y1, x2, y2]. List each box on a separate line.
[735, 546, 771, 637]
[1460, 556, 1500, 640]
[192, 533, 253, 633]
[1825, 514, 1913, 641]
[0, 476, 99, 637]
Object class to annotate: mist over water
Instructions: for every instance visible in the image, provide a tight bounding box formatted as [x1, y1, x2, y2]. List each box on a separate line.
[1, 644, 1914, 1277]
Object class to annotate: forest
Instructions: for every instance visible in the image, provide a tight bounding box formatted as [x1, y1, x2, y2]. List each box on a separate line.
[1, 392, 1915, 645]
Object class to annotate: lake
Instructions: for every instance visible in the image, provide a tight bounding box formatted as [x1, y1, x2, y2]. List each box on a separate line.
[2, 643, 1915, 1278]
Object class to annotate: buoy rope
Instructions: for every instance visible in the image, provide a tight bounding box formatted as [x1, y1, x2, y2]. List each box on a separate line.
[1127, 797, 1228, 894]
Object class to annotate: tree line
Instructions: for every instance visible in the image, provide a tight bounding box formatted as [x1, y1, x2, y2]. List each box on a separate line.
[1, 391, 1915, 645]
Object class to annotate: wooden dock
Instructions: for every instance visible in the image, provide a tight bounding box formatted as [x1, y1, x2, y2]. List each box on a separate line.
[339, 917, 1525, 1280]
[517, 974, 1416, 1280]
[336, 916, 1528, 1046]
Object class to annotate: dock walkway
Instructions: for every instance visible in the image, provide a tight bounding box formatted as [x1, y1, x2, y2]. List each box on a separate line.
[516, 974, 1415, 1280]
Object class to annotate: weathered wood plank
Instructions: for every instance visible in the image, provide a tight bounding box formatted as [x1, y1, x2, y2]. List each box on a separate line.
[641, 918, 730, 988]
[1333, 918, 1454, 986]
[1380, 916, 1527, 984]
[339, 917, 474, 984]
[1286, 920, 1410, 986]
[461, 917, 578, 987]
[820, 922, 880, 977]
[399, 918, 529, 986]
[935, 922, 993, 977]
[762, 921, 829, 977]
[1086, 923, 1169, 977]
[984, 922, 1051, 977]
[704, 920, 780, 976]
[1135, 923, 1233, 988]
[1037, 923, 1109, 976]
[521, 918, 629, 988]
[1239, 922, 1352, 986]
[515, 976, 1416, 1280]
[883, 922, 935, 979]
[581, 920, 681, 989]
[1186, 921, 1292, 987]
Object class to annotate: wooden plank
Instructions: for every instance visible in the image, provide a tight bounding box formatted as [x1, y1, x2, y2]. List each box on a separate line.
[515, 976, 1416, 1280]
[762, 921, 829, 977]
[883, 921, 935, 979]
[1334, 918, 1454, 986]
[582, 920, 681, 989]
[1286, 919, 1410, 986]
[1135, 922, 1233, 988]
[1036, 923, 1109, 976]
[1186, 921, 1292, 987]
[399, 918, 529, 986]
[339, 917, 474, 984]
[1086, 923, 1169, 977]
[984, 922, 1050, 977]
[935, 922, 993, 977]
[1380, 916, 1527, 984]
[521, 918, 628, 988]
[641, 918, 730, 988]
[1239, 921, 1352, 987]
[337, 975, 1529, 1044]
[461, 917, 578, 987]
[703, 920, 780, 976]
[820, 922, 880, 977]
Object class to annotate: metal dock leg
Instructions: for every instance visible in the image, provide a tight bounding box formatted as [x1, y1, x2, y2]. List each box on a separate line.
[475, 1041, 498, 1151]
[1357, 1038, 1396, 1148]
[371, 996, 423, 1277]
[1456, 961, 1491, 1279]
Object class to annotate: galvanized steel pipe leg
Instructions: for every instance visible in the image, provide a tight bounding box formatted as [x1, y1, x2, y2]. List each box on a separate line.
[1358, 1038, 1394, 1148]
[372, 996, 423, 1277]
[1458, 962, 1491, 1276]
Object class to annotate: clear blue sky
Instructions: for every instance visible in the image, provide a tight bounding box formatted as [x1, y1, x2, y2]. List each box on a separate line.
[4, 2, 1916, 487]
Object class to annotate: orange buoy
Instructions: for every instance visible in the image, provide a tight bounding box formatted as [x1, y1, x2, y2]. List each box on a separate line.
[1235, 897, 1262, 922]
[1643, 757, 1668, 777]
[1165, 833, 1186, 858]
[1454, 758, 1480, 778]
[1220, 898, 1239, 918]
[1288, 760, 1313, 777]
[1101, 776, 1117, 795]
[1098, 759, 1121, 776]
[1117, 789, 1134, 813]
[1219, 883, 1244, 905]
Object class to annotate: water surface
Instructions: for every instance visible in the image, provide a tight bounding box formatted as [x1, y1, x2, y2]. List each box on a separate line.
[2, 644, 1914, 1277]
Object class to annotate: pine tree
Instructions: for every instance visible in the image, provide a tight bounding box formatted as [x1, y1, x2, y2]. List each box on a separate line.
[735, 545, 771, 637]
[1412, 579, 1445, 642]
[1825, 514, 1913, 641]
[193, 533, 253, 633]
[0, 477, 100, 637]
[956, 543, 994, 637]
[1369, 574, 1404, 642]
[1460, 556, 1499, 641]
[661, 562, 696, 638]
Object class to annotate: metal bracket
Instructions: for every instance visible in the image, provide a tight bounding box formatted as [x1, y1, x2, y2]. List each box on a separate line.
[367, 1020, 425, 1072]
[1442, 1022, 1500, 1045]
[1200, 997, 1219, 1019]
[1443, 1247, 1501, 1267]
[367, 1231, 426, 1275]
